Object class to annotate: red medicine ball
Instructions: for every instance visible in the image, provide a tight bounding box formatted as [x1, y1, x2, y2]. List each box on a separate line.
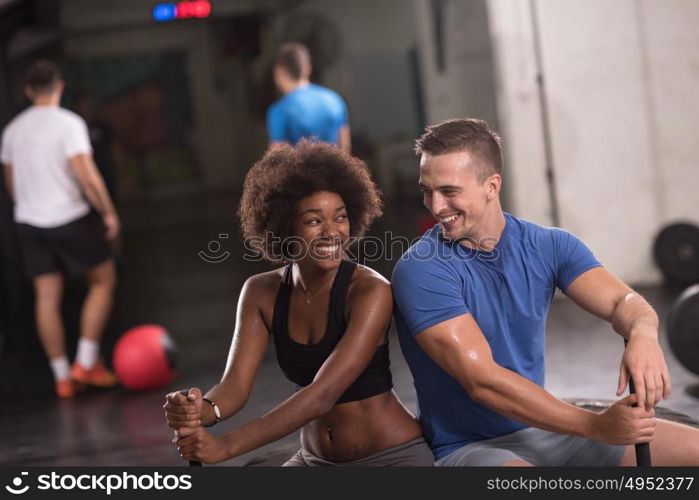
[113, 324, 177, 391]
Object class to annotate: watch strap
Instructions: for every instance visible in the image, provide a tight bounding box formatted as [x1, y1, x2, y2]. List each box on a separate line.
[202, 397, 221, 426]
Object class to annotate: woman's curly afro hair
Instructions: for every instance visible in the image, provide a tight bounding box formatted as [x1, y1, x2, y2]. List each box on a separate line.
[238, 140, 383, 263]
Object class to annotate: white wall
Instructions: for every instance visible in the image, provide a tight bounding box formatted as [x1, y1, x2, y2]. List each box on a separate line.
[414, 0, 499, 128]
[410, 0, 501, 200]
[488, 0, 699, 285]
[641, 0, 699, 225]
[484, 0, 551, 224]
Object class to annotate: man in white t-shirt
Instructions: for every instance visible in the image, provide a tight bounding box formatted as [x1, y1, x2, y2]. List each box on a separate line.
[1, 60, 121, 398]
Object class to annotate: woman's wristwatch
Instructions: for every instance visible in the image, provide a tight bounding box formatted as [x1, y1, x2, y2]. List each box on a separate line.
[202, 397, 221, 426]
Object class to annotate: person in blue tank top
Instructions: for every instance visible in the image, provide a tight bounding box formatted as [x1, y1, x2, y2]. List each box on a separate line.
[267, 43, 350, 152]
[392, 118, 699, 466]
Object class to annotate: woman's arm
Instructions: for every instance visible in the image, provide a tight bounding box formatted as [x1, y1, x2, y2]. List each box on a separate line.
[176, 272, 393, 463]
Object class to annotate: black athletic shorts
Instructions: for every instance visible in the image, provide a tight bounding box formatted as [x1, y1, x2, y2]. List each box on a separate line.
[16, 211, 111, 279]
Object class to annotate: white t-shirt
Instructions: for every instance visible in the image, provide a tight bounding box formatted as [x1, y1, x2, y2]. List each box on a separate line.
[1, 105, 93, 228]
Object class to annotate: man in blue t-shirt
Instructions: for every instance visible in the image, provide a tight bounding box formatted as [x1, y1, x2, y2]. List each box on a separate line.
[392, 118, 699, 466]
[267, 43, 350, 152]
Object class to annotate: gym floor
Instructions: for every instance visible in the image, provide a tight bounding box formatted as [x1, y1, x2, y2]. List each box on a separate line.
[0, 192, 697, 466]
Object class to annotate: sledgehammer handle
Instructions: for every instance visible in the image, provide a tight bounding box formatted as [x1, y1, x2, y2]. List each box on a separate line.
[179, 389, 202, 467]
[624, 341, 652, 466]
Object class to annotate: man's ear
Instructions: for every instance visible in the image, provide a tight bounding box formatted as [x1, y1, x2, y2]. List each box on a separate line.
[486, 173, 502, 201]
[24, 86, 34, 101]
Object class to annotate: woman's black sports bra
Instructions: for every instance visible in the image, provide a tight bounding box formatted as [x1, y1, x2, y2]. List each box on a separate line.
[271, 260, 393, 404]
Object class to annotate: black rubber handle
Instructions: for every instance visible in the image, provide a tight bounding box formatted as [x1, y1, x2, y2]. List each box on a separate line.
[624, 340, 652, 466]
[178, 389, 202, 467]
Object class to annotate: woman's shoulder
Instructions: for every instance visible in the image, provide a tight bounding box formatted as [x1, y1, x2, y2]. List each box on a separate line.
[347, 263, 391, 297]
[345, 263, 393, 321]
[351, 262, 389, 283]
[242, 266, 287, 297]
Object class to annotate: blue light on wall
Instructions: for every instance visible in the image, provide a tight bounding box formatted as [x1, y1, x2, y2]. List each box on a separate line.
[153, 4, 176, 22]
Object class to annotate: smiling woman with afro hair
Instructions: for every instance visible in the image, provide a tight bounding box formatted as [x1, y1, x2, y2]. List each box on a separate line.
[238, 140, 383, 263]
[164, 140, 433, 467]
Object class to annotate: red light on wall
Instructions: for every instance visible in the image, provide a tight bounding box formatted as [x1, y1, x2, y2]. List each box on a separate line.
[176, 0, 211, 19]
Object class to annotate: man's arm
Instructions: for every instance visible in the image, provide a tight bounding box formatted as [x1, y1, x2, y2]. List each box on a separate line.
[2, 164, 12, 201]
[565, 267, 670, 410]
[415, 313, 655, 446]
[69, 153, 120, 240]
[338, 125, 351, 153]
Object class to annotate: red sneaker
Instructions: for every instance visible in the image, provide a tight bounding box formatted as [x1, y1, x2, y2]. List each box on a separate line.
[55, 379, 75, 398]
[71, 361, 118, 388]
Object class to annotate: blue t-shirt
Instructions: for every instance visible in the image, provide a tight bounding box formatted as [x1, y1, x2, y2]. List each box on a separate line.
[266, 84, 348, 145]
[391, 213, 601, 460]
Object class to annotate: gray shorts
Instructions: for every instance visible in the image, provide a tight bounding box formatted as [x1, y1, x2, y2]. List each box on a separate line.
[435, 427, 624, 466]
[283, 437, 434, 466]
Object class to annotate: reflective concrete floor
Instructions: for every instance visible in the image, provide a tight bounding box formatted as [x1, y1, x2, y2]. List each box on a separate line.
[1, 192, 697, 466]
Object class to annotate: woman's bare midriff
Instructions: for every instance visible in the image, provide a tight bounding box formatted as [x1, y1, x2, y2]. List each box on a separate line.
[300, 390, 423, 462]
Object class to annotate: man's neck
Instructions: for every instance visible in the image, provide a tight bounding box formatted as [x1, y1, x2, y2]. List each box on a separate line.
[32, 94, 60, 107]
[460, 204, 506, 251]
[282, 78, 310, 95]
